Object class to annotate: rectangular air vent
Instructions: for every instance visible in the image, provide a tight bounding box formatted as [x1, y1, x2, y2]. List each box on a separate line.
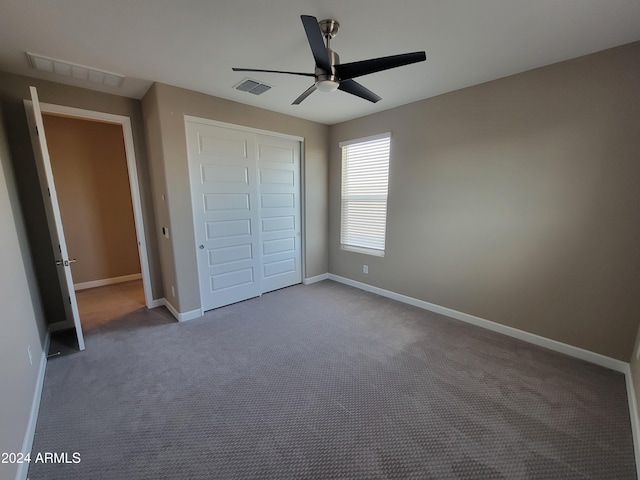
[27, 52, 125, 87]
[234, 78, 272, 95]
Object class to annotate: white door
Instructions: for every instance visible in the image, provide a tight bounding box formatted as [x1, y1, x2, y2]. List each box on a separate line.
[24, 86, 85, 350]
[256, 134, 302, 293]
[186, 119, 302, 311]
[186, 121, 262, 311]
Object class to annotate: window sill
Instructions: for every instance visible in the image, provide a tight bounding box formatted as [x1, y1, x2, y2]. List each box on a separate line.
[340, 245, 385, 257]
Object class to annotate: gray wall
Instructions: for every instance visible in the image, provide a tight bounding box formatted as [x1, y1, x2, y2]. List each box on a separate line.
[328, 42, 640, 362]
[0, 103, 47, 480]
[0, 71, 163, 324]
[141, 83, 329, 313]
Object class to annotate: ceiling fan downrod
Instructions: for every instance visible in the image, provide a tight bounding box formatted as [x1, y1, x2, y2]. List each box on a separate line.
[316, 19, 340, 91]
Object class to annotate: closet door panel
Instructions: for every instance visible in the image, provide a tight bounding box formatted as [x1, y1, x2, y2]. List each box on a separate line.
[187, 121, 261, 311]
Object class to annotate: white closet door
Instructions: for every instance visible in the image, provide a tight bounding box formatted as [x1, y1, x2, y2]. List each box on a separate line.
[256, 134, 302, 293]
[186, 121, 262, 311]
[187, 119, 302, 312]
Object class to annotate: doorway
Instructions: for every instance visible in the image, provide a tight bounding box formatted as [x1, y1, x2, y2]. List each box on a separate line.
[42, 113, 145, 330]
[41, 103, 155, 330]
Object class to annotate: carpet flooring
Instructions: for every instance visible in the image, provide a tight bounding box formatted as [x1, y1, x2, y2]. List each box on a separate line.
[28, 280, 636, 479]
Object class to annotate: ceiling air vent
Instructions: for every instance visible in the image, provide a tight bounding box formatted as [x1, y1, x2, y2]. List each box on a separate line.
[26, 52, 125, 87]
[234, 78, 272, 95]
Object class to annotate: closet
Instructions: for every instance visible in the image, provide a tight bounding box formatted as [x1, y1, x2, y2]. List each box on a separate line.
[186, 118, 302, 311]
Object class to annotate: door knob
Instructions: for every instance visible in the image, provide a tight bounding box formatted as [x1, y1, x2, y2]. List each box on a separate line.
[199, 245, 205, 249]
[56, 259, 77, 266]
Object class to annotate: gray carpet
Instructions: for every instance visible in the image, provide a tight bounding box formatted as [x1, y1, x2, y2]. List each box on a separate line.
[28, 280, 636, 479]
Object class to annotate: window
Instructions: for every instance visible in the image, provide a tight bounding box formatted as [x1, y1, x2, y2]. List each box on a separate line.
[339, 133, 391, 257]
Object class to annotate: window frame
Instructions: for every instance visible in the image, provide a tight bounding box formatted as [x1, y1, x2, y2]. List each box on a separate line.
[339, 132, 391, 257]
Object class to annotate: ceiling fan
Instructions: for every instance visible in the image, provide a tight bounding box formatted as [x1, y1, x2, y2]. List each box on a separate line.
[233, 15, 426, 105]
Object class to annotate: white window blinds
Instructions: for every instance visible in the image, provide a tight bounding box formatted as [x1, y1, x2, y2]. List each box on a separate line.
[340, 133, 391, 256]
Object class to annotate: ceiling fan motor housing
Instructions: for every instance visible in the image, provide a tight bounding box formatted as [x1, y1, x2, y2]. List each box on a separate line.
[316, 49, 340, 91]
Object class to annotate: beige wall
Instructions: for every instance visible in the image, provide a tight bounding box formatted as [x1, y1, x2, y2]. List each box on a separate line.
[329, 42, 640, 361]
[0, 103, 47, 480]
[43, 115, 141, 284]
[0, 71, 162, 325]
[142, 83, 329, 313]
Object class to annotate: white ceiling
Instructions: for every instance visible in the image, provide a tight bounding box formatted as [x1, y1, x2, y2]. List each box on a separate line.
[2, 0, 640, 125]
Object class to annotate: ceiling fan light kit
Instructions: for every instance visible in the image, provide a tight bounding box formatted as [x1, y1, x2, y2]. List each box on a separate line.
[316, 79, 340, 92]
[232, 15, 426, 105]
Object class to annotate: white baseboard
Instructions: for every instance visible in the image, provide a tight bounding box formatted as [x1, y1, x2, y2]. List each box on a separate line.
[159, 298, 202, 322]
[147, 297, 165, 309]
[624, 365, 640, 480]
[303, 273, 329, 285]
[327, 274, 628, 373]
[15, 333, 50, 480]
[74, 273, 142, 291]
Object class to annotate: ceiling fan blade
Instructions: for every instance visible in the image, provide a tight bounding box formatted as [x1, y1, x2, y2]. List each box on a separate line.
[338, 79, 381, 103]
[301, 15, 332, 72]
[292, 84, 317, 105]
[232, 67, 315, 77]
[335, 51, 426, 80]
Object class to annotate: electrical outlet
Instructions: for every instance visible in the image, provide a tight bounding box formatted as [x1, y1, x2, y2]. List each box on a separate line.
[363, 265, 369, 274]
[162, 227, 170, 239]
[171, 286, 176, 298]
[636, 347, 640, 361]
[27, 345, 33, 366]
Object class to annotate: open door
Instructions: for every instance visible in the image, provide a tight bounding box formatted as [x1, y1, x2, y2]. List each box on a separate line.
[24, 86, 85, 350]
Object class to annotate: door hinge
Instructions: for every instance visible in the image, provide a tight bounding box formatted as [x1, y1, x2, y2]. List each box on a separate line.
[68, 296, 71, 305]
